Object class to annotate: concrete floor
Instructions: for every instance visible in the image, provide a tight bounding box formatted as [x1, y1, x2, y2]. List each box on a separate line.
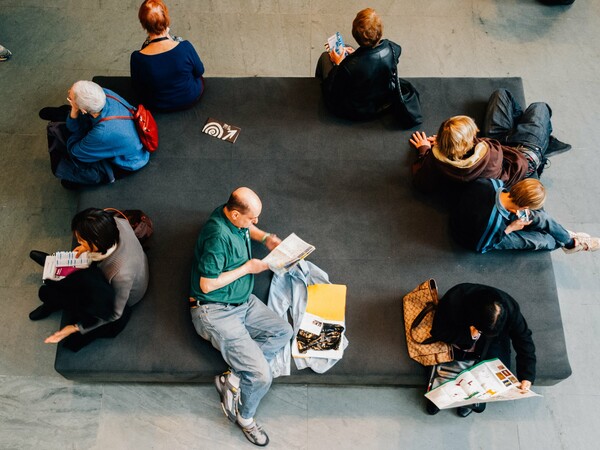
[1, 0, 599, 449]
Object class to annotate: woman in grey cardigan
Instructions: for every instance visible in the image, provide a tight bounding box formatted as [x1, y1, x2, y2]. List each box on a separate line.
[29, 208, 149, 350]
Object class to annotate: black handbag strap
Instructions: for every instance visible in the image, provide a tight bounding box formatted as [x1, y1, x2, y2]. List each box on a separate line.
[389, 42, 402, 100]
[411, 302, 435, 330]
[410, 301, 438, 345]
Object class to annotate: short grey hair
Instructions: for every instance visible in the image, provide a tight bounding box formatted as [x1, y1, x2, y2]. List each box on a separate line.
[71, 80, 106, 113]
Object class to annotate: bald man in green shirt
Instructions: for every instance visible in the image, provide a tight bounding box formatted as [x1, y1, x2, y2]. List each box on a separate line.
[189, 187, 293, 447]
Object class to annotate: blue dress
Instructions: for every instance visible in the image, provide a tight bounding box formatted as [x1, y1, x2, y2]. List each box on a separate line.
[130, 40, 205, 112]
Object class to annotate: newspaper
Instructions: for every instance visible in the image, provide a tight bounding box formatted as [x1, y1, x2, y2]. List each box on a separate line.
[42, 251, 91, 281]
[425, 358, 541, 409]
[262, 233, 315, 275]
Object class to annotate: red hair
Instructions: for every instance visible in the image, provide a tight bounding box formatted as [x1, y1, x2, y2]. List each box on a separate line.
[138, 0, 171, 35]
[352, 8, 383, 47]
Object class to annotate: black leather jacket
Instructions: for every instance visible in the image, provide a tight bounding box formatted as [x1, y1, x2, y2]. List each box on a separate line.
[322, 39, 401, 120]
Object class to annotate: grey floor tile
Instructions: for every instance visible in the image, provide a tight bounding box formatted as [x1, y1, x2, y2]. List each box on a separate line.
[517, 391, 600, 450]
[0, 286, 64, 377]
[0, 207, 75, 288]
[0, 376, 102, 449]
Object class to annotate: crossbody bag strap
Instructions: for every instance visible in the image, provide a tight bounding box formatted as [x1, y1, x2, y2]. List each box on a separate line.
[103, 207, 128, 221]
[98, 115, 133, 123]
[105, 94, 135, 114]
[389, 41, 398, 78]
[388, 42, 402, 100]
[98, 95, 136, 123]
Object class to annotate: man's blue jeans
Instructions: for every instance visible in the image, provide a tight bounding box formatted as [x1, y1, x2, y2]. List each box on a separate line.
[482, 88, 552, 174]
[494, 210, 571, 251]
[191, 294, 293, 419]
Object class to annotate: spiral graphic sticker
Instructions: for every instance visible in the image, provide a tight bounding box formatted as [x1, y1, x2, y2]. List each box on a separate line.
[202, 117, 241, 143]
[203, 122, 224, 138]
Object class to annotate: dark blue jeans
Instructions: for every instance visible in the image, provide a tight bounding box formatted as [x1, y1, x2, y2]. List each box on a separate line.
[494, 210, 571, 251]
[47, 121, 115, 185]
[482, 89, 552, 174]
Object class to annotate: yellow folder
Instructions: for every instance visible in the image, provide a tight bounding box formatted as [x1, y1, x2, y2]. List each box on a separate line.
[305, 284, 347, 322]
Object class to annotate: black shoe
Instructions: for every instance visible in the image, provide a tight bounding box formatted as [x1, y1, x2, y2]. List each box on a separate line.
[29, 304, 54, 321]
[29, 250, 49, 267]
[426, 399, 440, 415]
[457, 406, 473, 417]
[537, 157, 550, 177]
[472, 402, 486, 413]
[457, 403, 486, 417]
[60, 179, 84, 190]
[545, 136, 572, 157]
[39, 105, 71, 122]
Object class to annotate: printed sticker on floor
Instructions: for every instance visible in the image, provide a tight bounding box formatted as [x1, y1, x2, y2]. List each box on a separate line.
[202, 118, 241, 143]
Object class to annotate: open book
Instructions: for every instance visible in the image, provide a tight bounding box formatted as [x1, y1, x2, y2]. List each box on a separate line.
[262, 233, 315, 276]
[42, 251, 91, 281]
[425, 358, 541, 409]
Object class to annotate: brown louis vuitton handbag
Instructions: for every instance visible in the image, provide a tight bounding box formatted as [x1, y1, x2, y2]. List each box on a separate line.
[403, 279, 453, 366]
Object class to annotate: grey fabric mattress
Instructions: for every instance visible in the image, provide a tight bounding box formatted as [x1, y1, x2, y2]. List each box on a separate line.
[54, 76, 571, 386]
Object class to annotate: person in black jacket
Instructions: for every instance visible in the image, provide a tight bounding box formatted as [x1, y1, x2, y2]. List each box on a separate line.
[315, 8, 401, 120]
[426, 283, 536, 417]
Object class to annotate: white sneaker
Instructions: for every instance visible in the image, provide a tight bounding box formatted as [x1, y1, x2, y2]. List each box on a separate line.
[567, 230, 591, 239]
[563, 234, 600, 253]
[0, 44, 12, 62]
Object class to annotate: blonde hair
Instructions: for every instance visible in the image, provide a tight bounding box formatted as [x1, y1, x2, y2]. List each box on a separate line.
[436, 116, 479, 160]
[509, 178, 546, 210]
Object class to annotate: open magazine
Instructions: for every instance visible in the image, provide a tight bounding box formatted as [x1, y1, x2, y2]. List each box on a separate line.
[425, 358, 541, 409]
[42, 251, 91, 281]
[262, 233, 315, 275]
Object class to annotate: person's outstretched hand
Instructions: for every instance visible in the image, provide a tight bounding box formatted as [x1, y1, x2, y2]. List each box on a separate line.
[45, 324, 79, 344]
[409, 131, 435, 150]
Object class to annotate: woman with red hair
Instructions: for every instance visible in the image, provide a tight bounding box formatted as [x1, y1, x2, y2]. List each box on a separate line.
[316, 8, 402, 120]
[131, 0, 205, 112]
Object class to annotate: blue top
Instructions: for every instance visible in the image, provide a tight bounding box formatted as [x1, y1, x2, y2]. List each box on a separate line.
[66, 89, 149, 171]
[130, 40, 205, 112]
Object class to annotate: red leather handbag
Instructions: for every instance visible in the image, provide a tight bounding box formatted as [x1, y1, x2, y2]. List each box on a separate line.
[99, 94, 159, 152]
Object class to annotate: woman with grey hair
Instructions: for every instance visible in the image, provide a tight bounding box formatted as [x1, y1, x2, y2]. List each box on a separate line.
[40, 80, 150, 189]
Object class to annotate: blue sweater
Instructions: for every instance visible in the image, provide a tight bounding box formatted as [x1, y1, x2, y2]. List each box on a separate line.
[130, 40, 205, 111]
[66, 89, 149, 171]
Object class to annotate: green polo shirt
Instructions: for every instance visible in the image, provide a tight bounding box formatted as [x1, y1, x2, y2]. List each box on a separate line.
[189, 205, 253, 304]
